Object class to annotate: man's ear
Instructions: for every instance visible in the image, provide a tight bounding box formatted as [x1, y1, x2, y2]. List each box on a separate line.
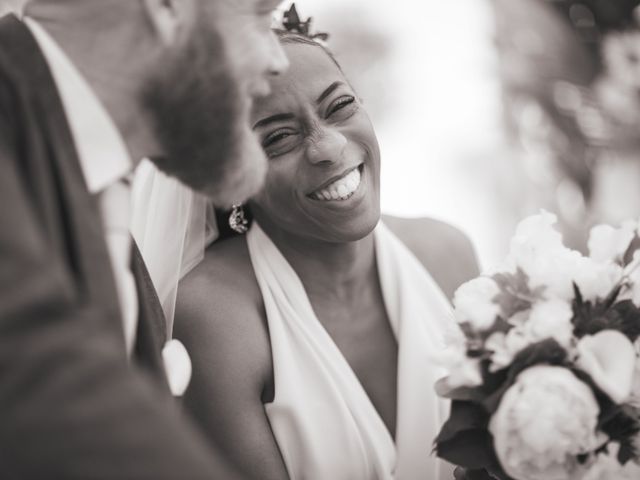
[141, 0, 192, 46]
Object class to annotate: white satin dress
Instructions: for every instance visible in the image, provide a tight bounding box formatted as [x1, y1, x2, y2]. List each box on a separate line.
[247, 221, 456, 480]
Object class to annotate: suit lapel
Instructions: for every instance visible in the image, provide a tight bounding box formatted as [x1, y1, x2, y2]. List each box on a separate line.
[0, 15, 170, 387]
[131, 240, 171, 391]
[0, 15, 125, 347]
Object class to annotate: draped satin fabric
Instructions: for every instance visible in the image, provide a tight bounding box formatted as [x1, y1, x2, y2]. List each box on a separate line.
[247, 221, 456, 480]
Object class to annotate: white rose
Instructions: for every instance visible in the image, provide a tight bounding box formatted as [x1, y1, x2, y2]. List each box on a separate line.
[489, 366, 603, 480]
[486, 328, 531, 371]
[572, 256, 624, 302]
[527, 299, 574, 348]
[507, 212, 587, 301]
[509, 211, 565, 256]
[588, 222, 636, 264]
[433, 330, 483, 390]
[576, 330, 636, 404]
[527, 252, 580, 301]
[453, 277, 501, 331]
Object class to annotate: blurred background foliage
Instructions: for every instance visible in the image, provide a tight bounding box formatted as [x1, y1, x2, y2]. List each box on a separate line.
[494, 0, 640, 253]
[286, 0, 640, 267]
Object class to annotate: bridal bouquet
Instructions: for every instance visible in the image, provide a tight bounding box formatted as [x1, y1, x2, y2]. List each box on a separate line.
[435, 212, 640, 480]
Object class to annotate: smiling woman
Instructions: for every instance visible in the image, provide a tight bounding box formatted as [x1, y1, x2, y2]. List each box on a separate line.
[174, 28, 479, 480]
[249, 35, 381, 243]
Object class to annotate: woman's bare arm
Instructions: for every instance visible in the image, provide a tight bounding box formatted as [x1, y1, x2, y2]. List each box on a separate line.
[174, 240, 289, 480]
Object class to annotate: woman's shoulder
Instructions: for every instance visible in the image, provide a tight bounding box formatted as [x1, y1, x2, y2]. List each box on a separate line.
[178, 235, 262, 312]
[174, 235, 270, 385]
[382, 214, 480, 300]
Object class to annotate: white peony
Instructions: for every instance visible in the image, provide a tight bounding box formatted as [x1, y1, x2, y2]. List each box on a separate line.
[489, 366, 603, 480]
[485, 300, 573, 372]
[453, 277, 501, 331]
[588, 221, 636, 264]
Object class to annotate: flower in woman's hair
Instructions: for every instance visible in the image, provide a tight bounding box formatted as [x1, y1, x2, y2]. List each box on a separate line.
[588, 221, 637, 264]
[489, 366, 604, 480]
[453, 277, 501, 331]
[576, 330, 636, 404]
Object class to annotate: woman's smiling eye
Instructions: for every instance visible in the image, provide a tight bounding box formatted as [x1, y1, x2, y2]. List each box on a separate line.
[263, 128, 296, 147]
[261, 127, 301, 158]
[327, 95, 357, 119]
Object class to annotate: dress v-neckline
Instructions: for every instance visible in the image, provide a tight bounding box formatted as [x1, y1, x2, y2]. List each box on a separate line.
[249, 220, 454, 479]
[274, 229, 400, 449]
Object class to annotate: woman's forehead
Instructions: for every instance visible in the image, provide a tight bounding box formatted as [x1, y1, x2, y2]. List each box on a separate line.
[253, 43, 345, 115]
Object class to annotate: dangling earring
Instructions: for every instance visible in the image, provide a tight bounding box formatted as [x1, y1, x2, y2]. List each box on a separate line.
[228, 204, 248, 234]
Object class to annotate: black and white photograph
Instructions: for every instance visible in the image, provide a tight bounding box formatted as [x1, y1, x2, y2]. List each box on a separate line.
[1, 0, 640, 478]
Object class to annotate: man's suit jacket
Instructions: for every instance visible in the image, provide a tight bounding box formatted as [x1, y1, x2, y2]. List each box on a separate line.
[0, 14, 236, 479]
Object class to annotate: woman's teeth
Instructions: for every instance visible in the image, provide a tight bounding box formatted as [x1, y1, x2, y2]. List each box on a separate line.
[312, 167, 361, 201]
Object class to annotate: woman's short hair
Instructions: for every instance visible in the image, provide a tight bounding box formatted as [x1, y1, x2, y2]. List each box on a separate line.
[273, 28, 343, 72]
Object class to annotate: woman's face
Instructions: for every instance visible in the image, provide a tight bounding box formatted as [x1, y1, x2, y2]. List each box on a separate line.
[249, 42, 381, 243]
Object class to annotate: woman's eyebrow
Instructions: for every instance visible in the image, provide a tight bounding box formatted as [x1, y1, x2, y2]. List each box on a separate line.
[253, 113, 295, 130]
[316, 81, 343, 104]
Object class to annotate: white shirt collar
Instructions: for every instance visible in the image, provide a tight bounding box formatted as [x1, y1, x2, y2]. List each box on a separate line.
[24, 17, 132, 193]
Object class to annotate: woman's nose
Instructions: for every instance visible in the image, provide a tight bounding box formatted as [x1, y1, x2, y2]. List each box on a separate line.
[306, 128, 348, 165]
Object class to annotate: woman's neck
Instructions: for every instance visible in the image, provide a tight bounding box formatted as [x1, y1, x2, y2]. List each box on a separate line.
[257, 220, 378, 302]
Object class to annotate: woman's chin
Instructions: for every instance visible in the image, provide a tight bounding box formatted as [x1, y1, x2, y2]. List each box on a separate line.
[314, 207, 380, 243]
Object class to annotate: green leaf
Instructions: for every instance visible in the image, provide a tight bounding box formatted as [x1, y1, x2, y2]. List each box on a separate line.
[491, 268, 534, 319]
[436, 428, 497, 470]
[436, 401, 490, 445]
[622, 234, 640, 267]
[572, 297, 640, 342]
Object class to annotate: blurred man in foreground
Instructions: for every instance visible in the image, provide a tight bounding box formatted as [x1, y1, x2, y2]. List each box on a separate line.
[0, 0, 287, 477]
